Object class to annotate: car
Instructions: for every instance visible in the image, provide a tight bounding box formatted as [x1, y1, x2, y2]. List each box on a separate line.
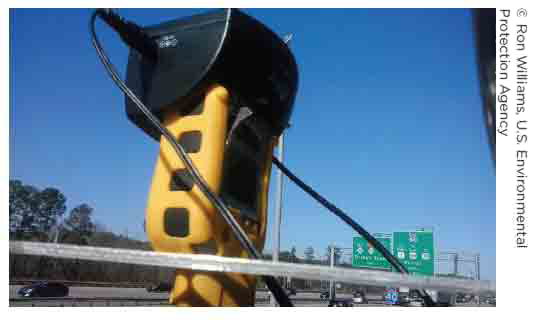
[352, 291, 368, 304]
[395, 295, 425, 306]
[320, 291, 330, 300]
[456, 294, 472, 304]
[396, 294, 410, 306]
[146, 282, 172, 292]
[18, 281, 69, 298]
[405, 289, 424, 307]
[435, 291, 456, 307]
[486, 297, 496, 305]
[328, 298, 354, 307]
[392, 289, 412, 306]
[408, 299, 424, 307]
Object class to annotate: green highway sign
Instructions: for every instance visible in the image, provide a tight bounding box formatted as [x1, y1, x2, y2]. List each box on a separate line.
[393, 231, 434, 276]
[352, 233, 392, 270]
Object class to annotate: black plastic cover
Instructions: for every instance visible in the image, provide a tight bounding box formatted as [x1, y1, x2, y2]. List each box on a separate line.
[125, 8, 298, 140]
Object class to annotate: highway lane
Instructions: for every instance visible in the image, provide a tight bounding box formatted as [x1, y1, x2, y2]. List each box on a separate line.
[9, 285, 350, 307]
[10, 285, 169, 300]
[10, 285, 352, 300]
[10, 286, 492, 307]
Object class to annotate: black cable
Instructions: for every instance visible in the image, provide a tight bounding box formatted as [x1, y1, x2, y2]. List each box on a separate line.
[95, 9, 158, 61]
[272, 156, 436, 307]
[89, 10, 293, 307]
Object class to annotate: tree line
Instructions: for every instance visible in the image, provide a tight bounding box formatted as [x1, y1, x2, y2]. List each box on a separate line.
[9, 179, 359, 290]
[10, 179, 95, 243]
[9, 179, 175, 284]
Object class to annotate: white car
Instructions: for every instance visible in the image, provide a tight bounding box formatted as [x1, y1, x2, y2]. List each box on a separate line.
[352, 291, 368, 304]
[408, 299, 424, 307]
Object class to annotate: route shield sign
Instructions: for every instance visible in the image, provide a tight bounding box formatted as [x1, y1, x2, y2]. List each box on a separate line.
[384, 288, 398, 305]
[352, 233, 392, 270]
[393, 231, 434, 276]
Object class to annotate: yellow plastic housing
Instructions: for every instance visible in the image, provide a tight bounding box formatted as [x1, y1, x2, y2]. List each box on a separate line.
[145, 85, 275, 306]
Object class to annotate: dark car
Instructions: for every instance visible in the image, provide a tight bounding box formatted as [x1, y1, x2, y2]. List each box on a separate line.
[395, 292, 410, 306]
[320, 291, 330, 300]
[18, 282, 69, 298]
[456, 294, 467, 304]
[394, 290, 424, 307]
[328, 298, 354, 307]
[146, 282, 172, 292]
[405, 289, 424, 307]
[435, 291, 456, 307]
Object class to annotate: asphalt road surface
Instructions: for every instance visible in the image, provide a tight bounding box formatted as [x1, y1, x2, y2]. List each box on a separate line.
[10, 285, 351, 300]
[10, 285, 168, 300]
[9, 286, 492, 307]
[9, 286, 356, 307]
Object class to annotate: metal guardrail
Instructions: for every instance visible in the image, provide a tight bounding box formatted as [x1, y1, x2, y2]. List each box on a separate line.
[10, 241, 496, 295]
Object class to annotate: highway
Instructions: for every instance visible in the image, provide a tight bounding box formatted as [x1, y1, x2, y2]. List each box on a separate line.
[9, 285, 353, 307]
[10, 285, 332, 300]
[10, 285, 169, 300]
[9, 286, 491, 307]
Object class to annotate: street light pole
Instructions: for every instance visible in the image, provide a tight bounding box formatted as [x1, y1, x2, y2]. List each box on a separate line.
[270, 130, 284, 307]
[476, 254, 481, 281]
[271, 33, 292, 307]
[329, 244, 336, 301]
[272, 133, 284, 265]
[453, 253, 459, 276]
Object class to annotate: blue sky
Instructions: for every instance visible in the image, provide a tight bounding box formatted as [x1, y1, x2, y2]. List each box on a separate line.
[10, 8, 495, 280]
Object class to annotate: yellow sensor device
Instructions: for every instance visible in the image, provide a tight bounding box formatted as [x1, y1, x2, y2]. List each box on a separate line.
[146, 85, 276, 306]
[123, 9, 298, 306]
